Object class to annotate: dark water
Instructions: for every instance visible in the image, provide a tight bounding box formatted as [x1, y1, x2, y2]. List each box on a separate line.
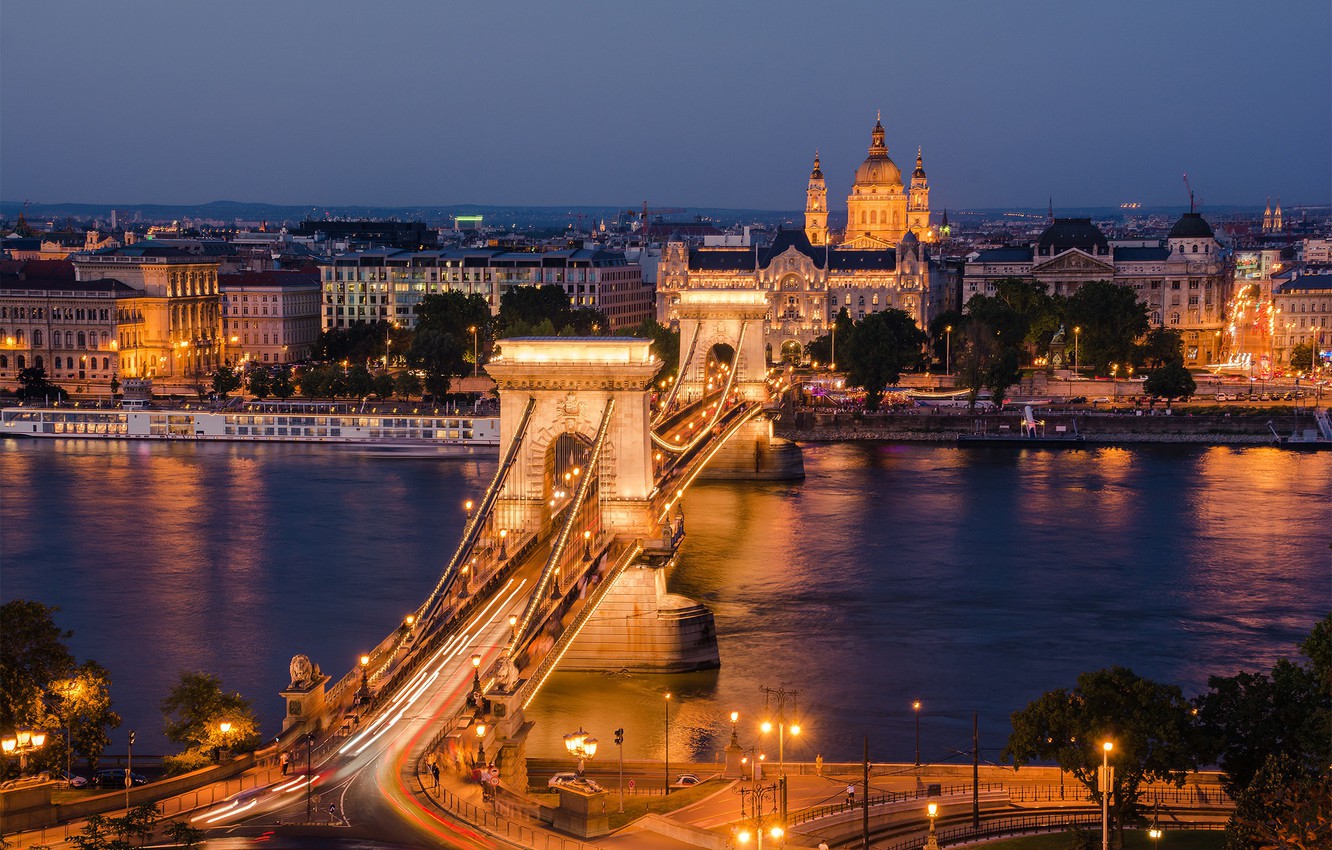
[2, 439, 1328, 766]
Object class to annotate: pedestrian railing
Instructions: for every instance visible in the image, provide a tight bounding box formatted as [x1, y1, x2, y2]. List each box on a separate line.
[1006, 783, 1232, 807]
[417, 770, 603, 850]
[874, 812, 1225, 850]
[789, 783, 1004, 826]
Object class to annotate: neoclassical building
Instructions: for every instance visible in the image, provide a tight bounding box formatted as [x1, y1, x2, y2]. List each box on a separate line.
[658, 116, 934, 360]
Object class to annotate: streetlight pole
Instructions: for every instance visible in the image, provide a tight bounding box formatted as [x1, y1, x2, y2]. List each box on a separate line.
[925, 802, 940, 850]
[759, 686, 800, 823]
[126, 729, 135, 812]
[664, 692, 672, 794]
[1100, 741, 1114, 850]
[470, 326, 479, 378]
[913, 701, 922, 767]
[945, 326, 952, 377]
[1074, 327, 1081, 376]
[305, 730, 315, 822]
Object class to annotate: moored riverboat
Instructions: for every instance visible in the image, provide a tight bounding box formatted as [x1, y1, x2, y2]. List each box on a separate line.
[0, 404, 500, 455]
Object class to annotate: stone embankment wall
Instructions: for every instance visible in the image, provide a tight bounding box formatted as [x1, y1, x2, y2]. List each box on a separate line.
[780, 411, 1311, 445]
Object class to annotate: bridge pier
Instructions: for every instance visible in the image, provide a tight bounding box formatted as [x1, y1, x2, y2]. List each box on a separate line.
[697, 415, 805, 480]
[558, 551, 720, 673]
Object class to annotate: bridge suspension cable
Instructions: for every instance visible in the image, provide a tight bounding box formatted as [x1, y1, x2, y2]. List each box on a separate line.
[416, 396, 537, 626]
[651, 321, 701, 427]
[508, 397, 616, 655]
[651, 320, 747, 454]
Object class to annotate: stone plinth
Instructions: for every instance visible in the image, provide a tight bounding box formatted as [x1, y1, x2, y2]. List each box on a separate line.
[559, 564, 720, 672]
[280, 674, 329, 734]
[552, 784, 611, 838]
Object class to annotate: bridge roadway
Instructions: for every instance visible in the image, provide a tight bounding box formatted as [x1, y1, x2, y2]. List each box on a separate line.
[192, 392, 753, 846]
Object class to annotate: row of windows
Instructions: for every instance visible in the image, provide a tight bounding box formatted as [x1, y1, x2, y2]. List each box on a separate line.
[1, 305, 113, 321]
[0, 354, 112, 371]
[0, 328, 114, 349]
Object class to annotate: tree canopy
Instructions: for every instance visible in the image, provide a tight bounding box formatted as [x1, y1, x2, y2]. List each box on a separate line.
[1142, 362, 1196, 407]
[15, 365, 67, 401]
[1002, 666, 1197, 838]
[160, 671, 260, 774]
[842, 308, 928, 410]
[1063, 281, 1149, 375]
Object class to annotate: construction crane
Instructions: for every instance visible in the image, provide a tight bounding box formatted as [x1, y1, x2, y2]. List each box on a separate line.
[1182, 174, 1202, 213]
[619, 202, 687, 238]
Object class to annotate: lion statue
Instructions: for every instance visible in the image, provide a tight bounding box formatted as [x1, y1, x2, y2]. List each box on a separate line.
[288, 654, 314, 689]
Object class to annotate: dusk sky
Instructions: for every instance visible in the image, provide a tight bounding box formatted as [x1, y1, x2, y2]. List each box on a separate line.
[2, 0, 1328, 211]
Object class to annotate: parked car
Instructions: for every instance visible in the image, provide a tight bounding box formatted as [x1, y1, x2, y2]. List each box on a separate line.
[674, 773, 702, 787]
[1067, 396, 1087, 404]
[92, 768, 146, 788]
[1215, 393, 1229, 401]
[55, 770, 88, 788]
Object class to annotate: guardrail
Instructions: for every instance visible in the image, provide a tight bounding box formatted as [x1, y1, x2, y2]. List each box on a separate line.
[1007, 783, 1232, 806]
[416, 769, 601, 850]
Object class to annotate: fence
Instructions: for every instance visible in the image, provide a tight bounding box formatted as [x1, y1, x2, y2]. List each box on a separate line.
[875, 812, 1225, 850]
[1006, 783, 1232, 807]
[790, 783, 1004, 826]
[418, 771, 602, 850]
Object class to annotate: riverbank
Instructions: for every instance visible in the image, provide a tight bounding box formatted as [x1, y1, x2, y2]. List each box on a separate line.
[778, 409, 1322, 444]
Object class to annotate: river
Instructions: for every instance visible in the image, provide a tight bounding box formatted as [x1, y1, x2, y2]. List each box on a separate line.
[1, 438, 1326, 767]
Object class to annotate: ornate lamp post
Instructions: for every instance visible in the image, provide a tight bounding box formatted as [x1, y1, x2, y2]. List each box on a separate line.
[663, 692, 672, 794]
[471, 652, 483, 700]
[358, 654, 371, 701]
[563, 727, 598, 778]
[1, 729, 47, 775]
[1074, 326, 1081, 375]
[508, 613, 518, 641]
[924, 801, 940, 850]
[759, 687, 801, 822]
[944, 325, 952, 377]
[498, 528, 508, 560]
[475, 723, 487, 764]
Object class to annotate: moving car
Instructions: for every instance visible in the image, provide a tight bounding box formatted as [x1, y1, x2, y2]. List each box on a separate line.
[674, 773, 702, 787]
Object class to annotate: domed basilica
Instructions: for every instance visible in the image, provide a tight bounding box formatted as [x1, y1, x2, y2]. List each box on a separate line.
[656, 116, 937, 361]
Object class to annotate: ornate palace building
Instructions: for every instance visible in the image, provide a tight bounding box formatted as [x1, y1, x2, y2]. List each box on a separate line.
[659, 115, 935, 361]
[963, 213, 1233, 368]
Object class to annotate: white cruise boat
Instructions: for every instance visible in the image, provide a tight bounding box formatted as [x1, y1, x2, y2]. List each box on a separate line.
[1, 403, 500, 456]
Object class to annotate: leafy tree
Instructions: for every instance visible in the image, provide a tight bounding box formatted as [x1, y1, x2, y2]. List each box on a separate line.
[927, 310, 964, 368]
[409, 292, 491, 394]
[1002, 666, 1197, 842]
[246, 366, 271, 399]
[957, 318, 1023, 410]
[394, 370, 423, 399]
[564, 306, 609, 336]
[15, 366, 67, 402]
[1194, 614, 1330, 798]
[297, 365, 329, 399]
[1142, 362, 1196, 408]
[0, 600, 75, 735]
[1225, 753, 1331, 850]
[346, 364, 375, 398]
[186, 368, 209, 402]
[1137, 328, 1185, 370]
[68, 813, 127, 850]
[628, 318, 680, 382]
[55, 661, 121, 773]
[499, 285, 572, 335]
[965, 294, 1030, 353]
[160, 672, 259, 775]
[1288, 342, 1314, 373]
[409, 328, 464, 399]
[843, 308, 928, 410]
[313, 320, 394, 364]
[270, 367, 294, 400]
[984, 347, 1023, 408]
[994, 278, 1062, 359]
[210, 365, 242, 399]
[163, 821, 206, 849]
[1063, 281, 1149, 375]
[372, 371, 396, 400]
[115, 803, 161, 848]
[109, 372, 121, 396]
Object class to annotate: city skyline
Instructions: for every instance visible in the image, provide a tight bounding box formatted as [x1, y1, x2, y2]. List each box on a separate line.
[2, 0, 1329, 211]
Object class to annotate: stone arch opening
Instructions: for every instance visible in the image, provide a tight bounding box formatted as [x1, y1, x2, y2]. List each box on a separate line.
[780, 339, 803, 364]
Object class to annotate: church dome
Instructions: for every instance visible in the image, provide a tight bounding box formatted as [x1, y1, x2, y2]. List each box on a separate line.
[854, 116, 902, 188]
[1168, 212, 1214, 239]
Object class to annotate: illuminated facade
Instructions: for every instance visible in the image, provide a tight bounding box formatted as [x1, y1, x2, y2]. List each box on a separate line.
[0, 260, 138, 389]
[963, 215, 1233, 368]
[835, 115, 932, 248]
[1272, 272, 1330, 370]
[659, 229, 929, 361]
[318, 247, 649, 332]
[219, 271, 322, 365]
[73, 245, 225, 380]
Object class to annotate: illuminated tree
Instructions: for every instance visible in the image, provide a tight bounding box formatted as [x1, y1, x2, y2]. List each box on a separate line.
[160, 672, 259, 774]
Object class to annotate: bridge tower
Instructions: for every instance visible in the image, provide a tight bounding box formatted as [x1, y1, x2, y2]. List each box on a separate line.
[486, 337, 663, 538]
[674, 289, 770, 403]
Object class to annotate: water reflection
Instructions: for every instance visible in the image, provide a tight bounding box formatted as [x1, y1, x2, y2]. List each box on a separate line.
[525, 443, 1330, 764]
[3, 438, 1326, 764]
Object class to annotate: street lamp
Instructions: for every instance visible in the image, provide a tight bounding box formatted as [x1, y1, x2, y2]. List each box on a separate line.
[925, 801, 940, 850]
[1100, 741, 1115, 850]
[563, 727, 598, 778]
[471, 652, 483, 699]
[913, 700, 922, 766]
[1074, 326, 1081, 375]
[759, 687, 800, 822]
[469, 326, 479, 378]
[508, 613, 518, 641]
[464, 499, 474, 521]
[498, 528, 508, 560]
[664, 692, 672, 794]
[730, 711, 740, 747]
[359, 654, 371, 701]
[475, 723, 487, 764]
[944, 325, 952, 377]
[583, 529, 593, 560]
[1, 729, 47, 775]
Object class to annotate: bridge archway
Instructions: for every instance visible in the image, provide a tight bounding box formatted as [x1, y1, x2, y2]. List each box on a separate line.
[674, 290, 769, 403]
[485, 337, 662, 537]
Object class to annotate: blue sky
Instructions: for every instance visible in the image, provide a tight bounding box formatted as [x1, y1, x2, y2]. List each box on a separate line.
[2, 0, 1328, 210]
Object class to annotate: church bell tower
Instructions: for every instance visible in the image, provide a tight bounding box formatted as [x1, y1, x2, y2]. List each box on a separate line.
[804, 151, 828, 246]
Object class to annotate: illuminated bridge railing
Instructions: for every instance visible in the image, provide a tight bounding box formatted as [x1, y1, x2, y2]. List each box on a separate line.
[651, 321, 701, 427]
